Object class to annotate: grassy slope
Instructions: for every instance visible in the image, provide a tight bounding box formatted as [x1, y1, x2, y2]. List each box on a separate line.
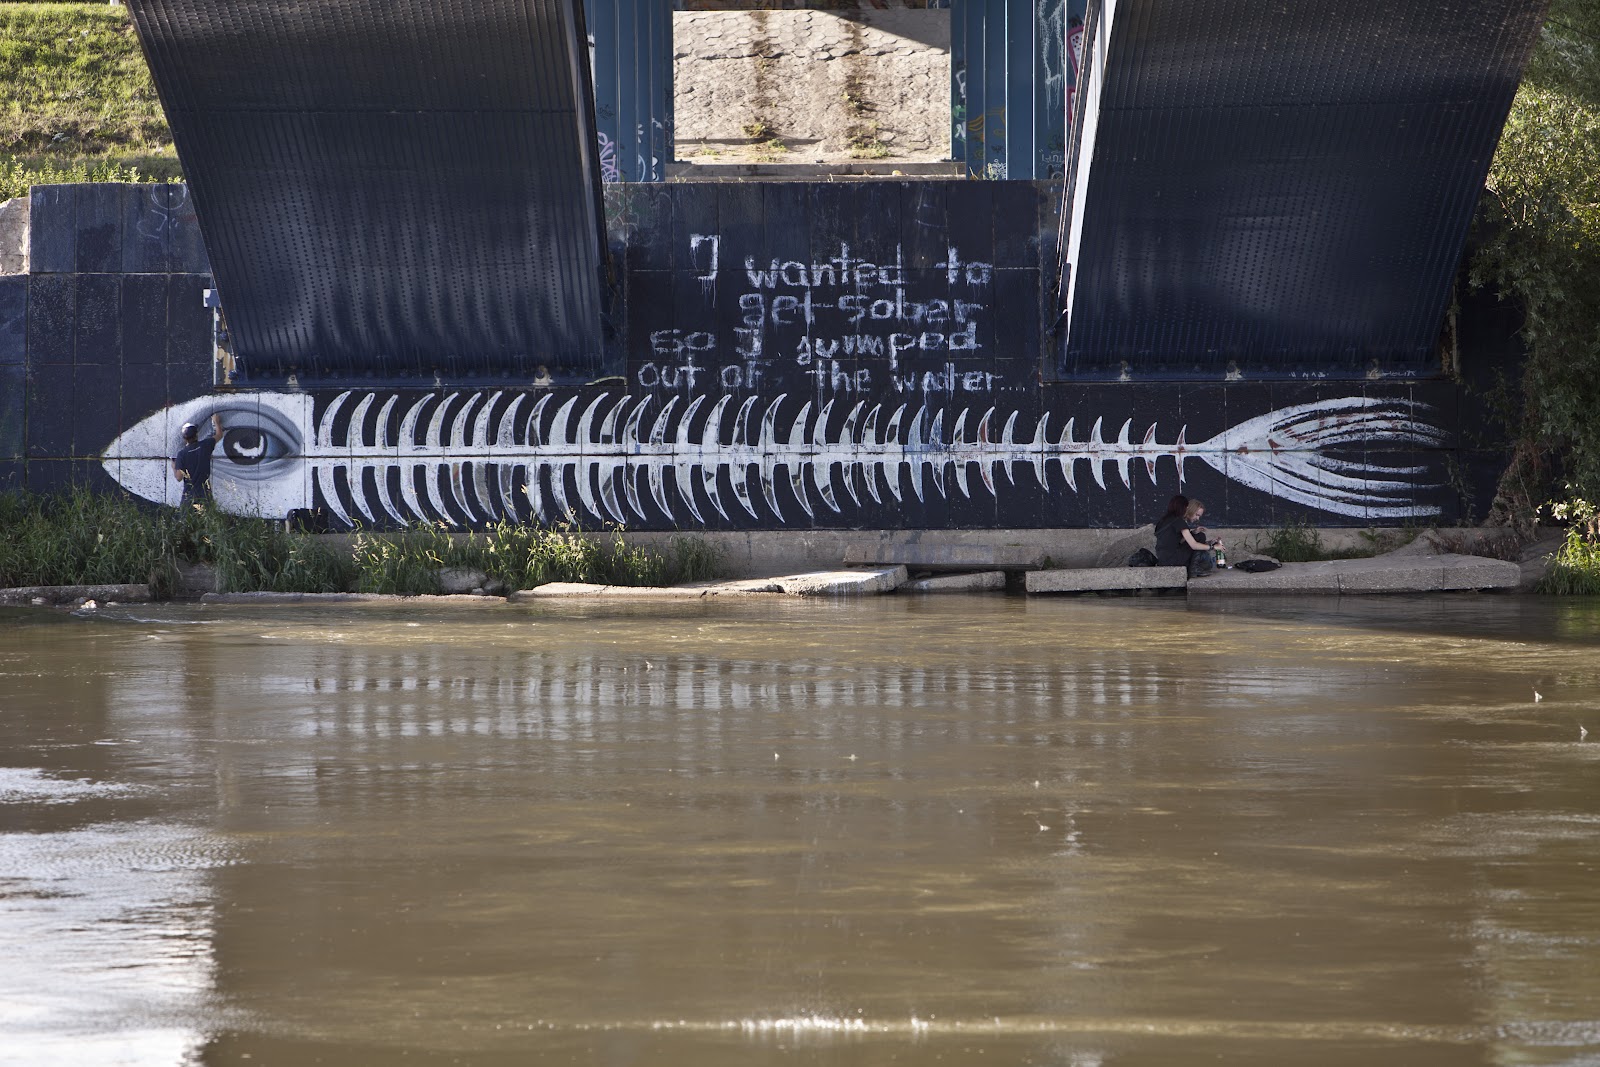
[0, 2, 176, 199]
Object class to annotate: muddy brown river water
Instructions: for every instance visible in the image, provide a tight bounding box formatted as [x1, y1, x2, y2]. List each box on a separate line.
[2, 594, 1599, 1066]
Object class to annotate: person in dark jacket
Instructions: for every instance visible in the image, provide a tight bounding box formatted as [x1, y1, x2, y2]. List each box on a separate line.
[1153, 494, 1191, 567]
[1180, 498, 1224, 577]
[172, 412, 223, 504]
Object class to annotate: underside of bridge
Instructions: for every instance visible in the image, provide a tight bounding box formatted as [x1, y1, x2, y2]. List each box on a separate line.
[65, 0, 1548, 530]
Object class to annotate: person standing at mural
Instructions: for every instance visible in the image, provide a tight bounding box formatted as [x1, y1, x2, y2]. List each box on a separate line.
[172, 413, 223, 504]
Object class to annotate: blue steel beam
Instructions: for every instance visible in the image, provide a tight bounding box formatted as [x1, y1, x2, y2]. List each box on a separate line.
[585, 0, 673, 181]
[952, 0, 1083, 180]
[950, 1, 967, 162]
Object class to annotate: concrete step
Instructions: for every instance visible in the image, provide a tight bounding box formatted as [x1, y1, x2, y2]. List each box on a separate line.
[1026, 566, 1188, 593]
[844, 544, 1047, 570]
[512, 568, 909, 600]
[901, 571, 1007, 593]
[1188, 553, 1522, 595]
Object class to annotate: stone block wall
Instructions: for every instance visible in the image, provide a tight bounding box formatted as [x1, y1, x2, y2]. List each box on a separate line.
[672, 9, 951, 164]
[0, 184, 213, 493]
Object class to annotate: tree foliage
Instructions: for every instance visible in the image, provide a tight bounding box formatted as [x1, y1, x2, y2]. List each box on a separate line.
[1473, 0, 1600, 518]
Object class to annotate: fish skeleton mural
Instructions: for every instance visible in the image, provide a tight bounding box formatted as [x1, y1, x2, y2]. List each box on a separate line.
[101, 390, 1446, 527]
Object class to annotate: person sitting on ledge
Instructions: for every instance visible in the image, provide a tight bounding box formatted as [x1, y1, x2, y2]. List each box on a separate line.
[1181, 498, 1224, 577]
[172, 412, 223, 505]
[1153, 494, 1191, 568]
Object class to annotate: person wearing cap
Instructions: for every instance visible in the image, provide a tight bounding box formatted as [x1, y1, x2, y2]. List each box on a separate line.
[172, 412, 224, 504]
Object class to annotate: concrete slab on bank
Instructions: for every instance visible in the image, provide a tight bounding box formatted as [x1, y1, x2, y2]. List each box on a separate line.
[902, 571, 1008, 593]
[1026, 553, 1521, 597]
[512, 567, 909, 600]
[1186, 553, 1521, 595]
[200, 592, 506, 605]
[1027, 567, 1189, 594]
[0, 583, 152, 605]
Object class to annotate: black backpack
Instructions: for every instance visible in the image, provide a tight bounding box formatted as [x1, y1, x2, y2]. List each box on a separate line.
[1126, 548, 1159, 568]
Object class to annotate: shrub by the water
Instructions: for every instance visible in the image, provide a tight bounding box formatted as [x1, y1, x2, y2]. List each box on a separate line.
[352, 521, 726, 594]
[1536, 499, 1600, 595]
[351, 523, 455, 596]
[0, 486, 178, 594]
[202, 511, 354, 594]
[0, 489, 721, 596]
[1535, 527, 1600, 595]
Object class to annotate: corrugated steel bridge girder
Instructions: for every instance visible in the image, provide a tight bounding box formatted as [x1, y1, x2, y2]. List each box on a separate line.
[1056, 0, 1549, 381]
[124, 0, 609, 385]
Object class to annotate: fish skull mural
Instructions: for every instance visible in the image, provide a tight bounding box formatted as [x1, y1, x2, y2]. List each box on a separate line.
[101, 390, 1447, 528]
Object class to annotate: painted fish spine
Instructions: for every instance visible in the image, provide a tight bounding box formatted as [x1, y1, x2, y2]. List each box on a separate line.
[305, 391, 1443, 527]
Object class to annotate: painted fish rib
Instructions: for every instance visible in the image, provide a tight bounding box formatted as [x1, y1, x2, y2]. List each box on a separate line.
[306, 391, 1443, 526]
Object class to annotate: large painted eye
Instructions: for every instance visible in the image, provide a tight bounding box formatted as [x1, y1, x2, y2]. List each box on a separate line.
[221, 425, 284, 465]
[208, 405, 303, 482]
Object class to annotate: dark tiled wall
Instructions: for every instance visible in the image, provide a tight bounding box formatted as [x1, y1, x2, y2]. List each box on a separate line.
[0, 184, 213, 492]
[604, 181, 1058, 397]
[4, 180, 1509, 528]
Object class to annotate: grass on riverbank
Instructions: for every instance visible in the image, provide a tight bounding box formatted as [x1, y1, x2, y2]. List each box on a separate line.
[0, 485, 180, 592]
[1249, 517, 1394, 563]
[348, 520, 722, 595]
[0, 488, 724, 597]
[0, 3, 178, 200]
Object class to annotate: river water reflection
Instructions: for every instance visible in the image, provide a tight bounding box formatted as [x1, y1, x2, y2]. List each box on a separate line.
[3, 595, 1599, 1065]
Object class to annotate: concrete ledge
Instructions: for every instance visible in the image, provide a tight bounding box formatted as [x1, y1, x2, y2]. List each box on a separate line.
[844, 544, 1046, 570]
[511, 568, 907, 600]
[1188, 553, 1522, 595]
[774, 567, 908, 596]
[200, 592, 505, 605]
[1438, 554, 1523, 590]
[1026, 566, 1188, 593]
[901, 571, 1007, 593]
[509, 579, 783, 600]
[1187, 563, 1344, 596]
[0, 583, 152, 605]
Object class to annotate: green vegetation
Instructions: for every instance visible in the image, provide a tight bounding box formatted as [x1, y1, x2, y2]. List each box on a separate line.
[0, 153, 165, 202]
[1252, 516, 1378, 563]
[0, 488, 724, 597]
[0, 2, 177, 200]
[1474, 0, 1600, 523]
[740, 118, 776, 141]
[0, 485, 182, 594]
[844, 127, 889, 160]
[1534, 497, 1600, 594]
[1536, 526, 1600, 595]
[351, 521, 722, 596]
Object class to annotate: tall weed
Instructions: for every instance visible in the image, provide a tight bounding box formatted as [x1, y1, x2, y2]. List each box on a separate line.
[1256, 516, 1375, 563]
[0, 486, 177, 592]
[0, 489, 723, 596]
[1535, 527, 1600, 595]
